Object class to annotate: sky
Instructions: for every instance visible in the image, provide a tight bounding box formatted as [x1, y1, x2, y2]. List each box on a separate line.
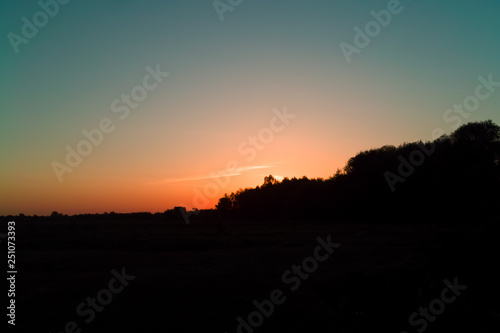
[1, 0, 499, 215]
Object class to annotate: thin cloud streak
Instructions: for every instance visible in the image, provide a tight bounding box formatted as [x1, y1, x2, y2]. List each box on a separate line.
[143, 165, 274, 185]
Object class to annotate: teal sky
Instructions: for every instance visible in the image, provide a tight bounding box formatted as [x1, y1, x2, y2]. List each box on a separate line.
[1, 0, 499, 215]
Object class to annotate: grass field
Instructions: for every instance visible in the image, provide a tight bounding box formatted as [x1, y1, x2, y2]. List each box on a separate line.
[9, 218, 500, 332]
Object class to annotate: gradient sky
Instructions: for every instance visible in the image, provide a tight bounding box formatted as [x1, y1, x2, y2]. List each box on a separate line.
[1, 0, 499, 215]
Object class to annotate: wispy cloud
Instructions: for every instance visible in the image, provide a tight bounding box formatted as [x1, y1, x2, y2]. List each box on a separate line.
[143, 165, 274, 185]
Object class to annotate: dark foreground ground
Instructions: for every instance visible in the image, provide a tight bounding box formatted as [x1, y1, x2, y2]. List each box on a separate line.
[3, 217, 500, 333]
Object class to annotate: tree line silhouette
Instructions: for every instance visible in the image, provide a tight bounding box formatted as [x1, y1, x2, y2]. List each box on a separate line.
[2, 120, 498, 224]
[215, 120, 500, 223]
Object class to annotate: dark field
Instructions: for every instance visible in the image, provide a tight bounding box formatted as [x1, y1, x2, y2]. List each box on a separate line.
[9, 218, 500, 332]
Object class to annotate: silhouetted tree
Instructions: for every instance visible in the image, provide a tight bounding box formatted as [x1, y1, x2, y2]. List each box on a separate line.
[216, 194, 233, 211]
[214, 120, 500, 223]
[451, 120, 500, 146]
[263, 175, 278, 186]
